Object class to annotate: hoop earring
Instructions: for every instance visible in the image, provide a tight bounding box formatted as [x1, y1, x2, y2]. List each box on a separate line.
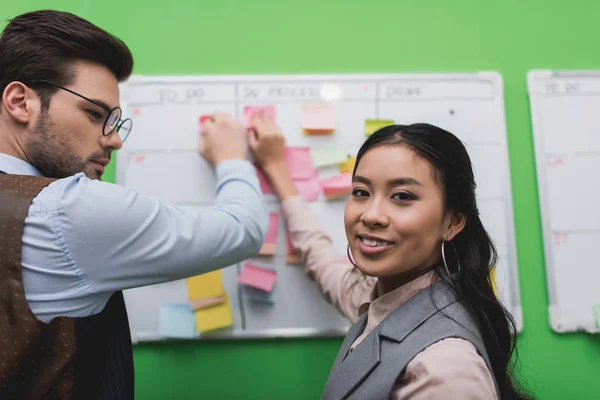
[441, 240, 461, 278]
[347, 244, 358, 268]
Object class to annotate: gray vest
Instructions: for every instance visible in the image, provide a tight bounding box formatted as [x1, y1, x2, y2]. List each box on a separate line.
[321, 282, 500, 400]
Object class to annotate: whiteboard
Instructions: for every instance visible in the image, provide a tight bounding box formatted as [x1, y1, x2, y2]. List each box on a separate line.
[116, 72, 522, 342]
[527, 70, 600, 333]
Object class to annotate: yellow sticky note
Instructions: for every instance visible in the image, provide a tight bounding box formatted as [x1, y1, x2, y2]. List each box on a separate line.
[301, 103, 335, 134]
[186, 270, 224, 300]
[311, 146, 348, 168]
[490, 268, 498, 298]
[365, 119, 394, 136]
[339, 156, 356, 174]
[195, 294, 233, 333]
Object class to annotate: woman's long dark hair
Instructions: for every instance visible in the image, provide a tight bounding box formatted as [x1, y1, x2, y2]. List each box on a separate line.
[353, 124, 530, 400]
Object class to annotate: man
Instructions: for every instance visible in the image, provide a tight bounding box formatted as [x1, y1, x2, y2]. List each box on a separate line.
[0, 9, 268, 399]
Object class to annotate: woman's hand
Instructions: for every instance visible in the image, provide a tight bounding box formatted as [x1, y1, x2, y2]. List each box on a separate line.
[248, 114, 286, 172]
[248, 114, 298, 201]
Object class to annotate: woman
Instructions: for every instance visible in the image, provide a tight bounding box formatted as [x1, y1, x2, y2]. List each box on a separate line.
[249, 115, 530, 400]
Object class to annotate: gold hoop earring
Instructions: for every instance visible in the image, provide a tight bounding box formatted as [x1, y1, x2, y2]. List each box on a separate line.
[347, 244, 358, 268]
[441, 240, 461, 278]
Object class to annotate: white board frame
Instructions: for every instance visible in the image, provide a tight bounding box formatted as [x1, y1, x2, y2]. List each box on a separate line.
[117, 71, 523, 341]
[527, 69, 600, 333]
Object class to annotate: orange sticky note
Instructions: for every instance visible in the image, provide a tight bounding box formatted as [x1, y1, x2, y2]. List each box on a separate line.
[244, 105, 275, 129]
[260, 213, 279, 255]
[237, 263, 277, 292]
[190, 295, 226, 311]
[285, 147, 314, 180]
[320, 173, 352, 200]
[194, 294, 233, 333]
[301, 103, 335, 134]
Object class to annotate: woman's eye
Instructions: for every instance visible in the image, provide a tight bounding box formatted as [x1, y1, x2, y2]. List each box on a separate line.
[392, 192, 415, 201]
[351, 188, 369, 197]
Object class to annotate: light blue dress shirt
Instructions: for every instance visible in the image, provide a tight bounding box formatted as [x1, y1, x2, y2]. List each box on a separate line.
[0, 153, 268, 323]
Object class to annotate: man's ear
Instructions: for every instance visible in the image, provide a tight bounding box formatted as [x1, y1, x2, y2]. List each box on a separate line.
[443, 211, 467, 241]
[2, 82, 38, 124]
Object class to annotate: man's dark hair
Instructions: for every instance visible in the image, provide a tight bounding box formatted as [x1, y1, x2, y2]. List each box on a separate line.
[0, 10, 134, 109]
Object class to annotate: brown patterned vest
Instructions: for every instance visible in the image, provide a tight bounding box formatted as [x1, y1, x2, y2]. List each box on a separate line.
[0, 174, 76, 399]
[0, 172, 135, 400]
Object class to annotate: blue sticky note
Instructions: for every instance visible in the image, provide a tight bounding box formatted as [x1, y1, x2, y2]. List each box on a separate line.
[593, 304, 600, 328]
[244, 283, 276, 304]
[157, 303, 197, 339]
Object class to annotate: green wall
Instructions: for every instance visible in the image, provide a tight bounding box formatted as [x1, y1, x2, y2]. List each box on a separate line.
[3, 1, 600, 398]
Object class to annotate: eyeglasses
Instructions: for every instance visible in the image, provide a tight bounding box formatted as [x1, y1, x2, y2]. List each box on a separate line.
[34, 80, 133, 143]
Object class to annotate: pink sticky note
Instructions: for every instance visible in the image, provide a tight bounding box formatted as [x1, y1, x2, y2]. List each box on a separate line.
[244, 105, 276, 129]
[320, 173, 352, 191]
[265, 213, 279, 245]
[199, 115, 212, 133]
[301, 103, 335, 131]
[293, 179, 321, 202]
[285, 147, 314, 180]
[254, 164, 274, 194]
[237, 263, 277, 292]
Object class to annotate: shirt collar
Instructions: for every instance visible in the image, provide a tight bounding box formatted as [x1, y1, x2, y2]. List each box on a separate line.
[358, 270, 438, 316]
[0, 153, 43, 176]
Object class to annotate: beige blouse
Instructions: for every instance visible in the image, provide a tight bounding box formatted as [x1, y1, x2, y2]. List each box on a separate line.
[281, 195, 498, 400]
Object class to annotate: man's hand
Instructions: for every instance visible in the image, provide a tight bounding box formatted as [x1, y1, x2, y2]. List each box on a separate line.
[199, 113, 247, 166]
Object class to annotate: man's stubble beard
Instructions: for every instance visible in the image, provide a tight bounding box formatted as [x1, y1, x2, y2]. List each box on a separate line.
[26, 110, 94, 179]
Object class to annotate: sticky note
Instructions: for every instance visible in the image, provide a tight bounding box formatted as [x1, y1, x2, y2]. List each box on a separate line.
[157, 303, 197, 339]
[593, 304, 600, 328]
[186, 270, 224, 300]
[365, 119, 394, 136]
[293, 178, 321, 202]
[301, 103, 335, 134]
[260, 213, 279, 255]
[285, 147, 314, 180]
[244, 283, 276, 304]
[311, 146, 349, 168]
[244, 105, 276, 129]
[255, 164, 274, 194]
[320, 173, 352, 200]
[199, 115, 212, 133]
[237, 263, 277, 292]
[286, 229, 302, 265]
[490, 268, 498, 298]
[339, 156, 357, 174]
[195, 294, 233, 333]
[190, 295, 226, 311]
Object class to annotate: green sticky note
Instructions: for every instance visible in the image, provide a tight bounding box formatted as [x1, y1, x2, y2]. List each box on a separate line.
[593, 304, 600, 328]
[365, 119, 394, 136]
[311, 146, 348, 168]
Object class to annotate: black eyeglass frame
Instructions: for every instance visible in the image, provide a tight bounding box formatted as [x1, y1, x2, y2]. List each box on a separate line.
[32, 79, 133, 142]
